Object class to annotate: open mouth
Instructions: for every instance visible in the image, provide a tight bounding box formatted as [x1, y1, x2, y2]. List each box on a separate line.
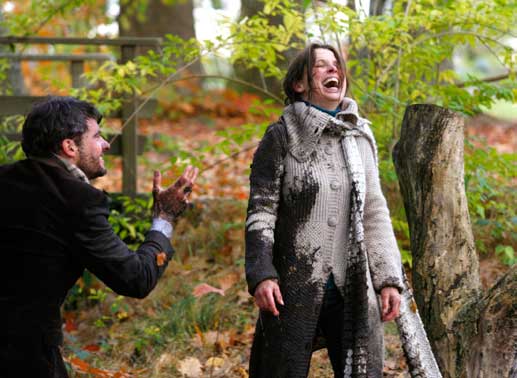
[323, 77, 340, 89]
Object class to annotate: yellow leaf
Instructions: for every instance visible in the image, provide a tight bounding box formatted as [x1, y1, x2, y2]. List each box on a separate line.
[156, 252, 167, 267]
[205, 356, 225, 369]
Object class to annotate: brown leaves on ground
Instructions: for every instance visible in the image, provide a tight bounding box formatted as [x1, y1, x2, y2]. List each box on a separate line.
[192, 283, 225, 297]
[67, 356, 146, 378]
[177, 357, 203, 377]
[156, 252, 168, 267]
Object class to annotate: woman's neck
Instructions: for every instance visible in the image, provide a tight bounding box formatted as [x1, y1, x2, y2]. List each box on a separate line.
[304, 101, 340, 117]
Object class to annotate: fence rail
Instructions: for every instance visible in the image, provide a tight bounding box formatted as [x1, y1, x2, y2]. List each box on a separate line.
[0, 36, 163, 196]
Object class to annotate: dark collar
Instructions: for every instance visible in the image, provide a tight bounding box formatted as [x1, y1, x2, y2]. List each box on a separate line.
[28, 155, 90, 184]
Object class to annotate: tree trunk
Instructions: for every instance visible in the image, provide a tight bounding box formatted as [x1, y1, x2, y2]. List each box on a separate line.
[118, 0, 202, 74]
[369, 0, 393, 15]
[393, 104, 516, 378]
[233, 0, 300, 98]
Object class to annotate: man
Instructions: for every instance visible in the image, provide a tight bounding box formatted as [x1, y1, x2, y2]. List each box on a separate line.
[1, 97, 198, 377]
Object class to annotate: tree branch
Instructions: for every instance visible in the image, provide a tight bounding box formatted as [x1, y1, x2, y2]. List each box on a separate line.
[457, 71, 514, 87]
[377, 30, 512, 85]
[200, 143, 258, 173]
[168, 74, 284, 104]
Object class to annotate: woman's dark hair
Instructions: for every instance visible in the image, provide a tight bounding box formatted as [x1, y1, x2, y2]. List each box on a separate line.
[21, 96, 102, 158]
[283, 43, 347, 105]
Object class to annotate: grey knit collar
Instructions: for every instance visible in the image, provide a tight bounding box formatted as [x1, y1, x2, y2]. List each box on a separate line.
[282, 97, 374, 162]
[29, 155, 90, 184]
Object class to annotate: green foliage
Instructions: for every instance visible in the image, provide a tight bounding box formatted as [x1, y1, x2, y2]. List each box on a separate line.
[464, 137, 516, 265]
[108, 194, 152, 249]
[0, 116, 25, 164]
[2, 0, 111, 36]
[0, 59, 11, 95]
[225, 0, 305, 80]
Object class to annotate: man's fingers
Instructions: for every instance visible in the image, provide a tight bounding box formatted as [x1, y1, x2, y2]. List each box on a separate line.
[171, 166, 199, 193]
[153, 170, 162, 193]
[173, 175, 188, 189]
[189, 166, 199, 183]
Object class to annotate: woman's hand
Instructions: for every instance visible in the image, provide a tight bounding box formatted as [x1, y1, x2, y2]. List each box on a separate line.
[254, 279, 284, 316]
[380, 287, 401, 322]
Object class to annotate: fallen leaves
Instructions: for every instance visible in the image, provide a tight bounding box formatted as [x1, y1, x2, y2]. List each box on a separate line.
[177, 356, 233, 378]
[153, 352, 174, 375]
[67, 357, 146, 378]
[156, 251, 167, 267]
[193, 283, 225, 297]
[177, 357, 203, 377]
[82, 344, 101, 352]
[206, 356, 225, 370]
[192, 329, 231, 351]
[217, 271, 241, 291]
[192, 271, 242, 298]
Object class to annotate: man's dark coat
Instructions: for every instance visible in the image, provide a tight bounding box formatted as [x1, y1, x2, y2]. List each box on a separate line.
[1, 158, 174, 378]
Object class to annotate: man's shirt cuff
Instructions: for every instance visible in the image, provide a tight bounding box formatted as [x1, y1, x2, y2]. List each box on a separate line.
[151, 218, 173, 239]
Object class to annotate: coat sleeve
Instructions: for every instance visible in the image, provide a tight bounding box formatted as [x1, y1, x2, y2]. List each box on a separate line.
[245, 123, 285, 295]
[73, 192, 174, 299]
[357, 132, 404, 293]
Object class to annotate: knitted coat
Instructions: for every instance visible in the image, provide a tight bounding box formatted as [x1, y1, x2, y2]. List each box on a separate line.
[245, 99, 404, 377]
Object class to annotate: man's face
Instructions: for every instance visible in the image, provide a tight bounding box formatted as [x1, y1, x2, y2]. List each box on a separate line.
[295, 48, 347, 110]
[76, 118, 110, 179]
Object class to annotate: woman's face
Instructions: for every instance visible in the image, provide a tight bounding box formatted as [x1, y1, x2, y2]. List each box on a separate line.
[294, 48, 347, 110]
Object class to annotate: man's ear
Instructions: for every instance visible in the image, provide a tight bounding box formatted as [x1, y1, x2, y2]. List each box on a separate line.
[293, 80, 306, 94]
[60, 138, 78, 159]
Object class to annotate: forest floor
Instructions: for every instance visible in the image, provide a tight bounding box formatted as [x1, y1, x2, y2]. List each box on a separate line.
[64, 92, 512, 378]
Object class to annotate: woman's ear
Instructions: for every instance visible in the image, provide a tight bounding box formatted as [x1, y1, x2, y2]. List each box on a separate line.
[60, 138, 79, 159]
[293, 80, 306, 94]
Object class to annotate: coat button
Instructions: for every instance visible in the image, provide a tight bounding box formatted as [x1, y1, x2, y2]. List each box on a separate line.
[328, 216, 337, 227]
[324, 145, 333, 155]
[330, 180, 340, 190]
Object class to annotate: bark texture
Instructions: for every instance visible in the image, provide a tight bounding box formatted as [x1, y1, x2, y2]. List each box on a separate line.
[459, 265, 516, 378]
[393, 104, 516, 378]
[119, 0, 202, 74]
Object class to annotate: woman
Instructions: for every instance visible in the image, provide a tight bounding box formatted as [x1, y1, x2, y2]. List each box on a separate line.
[245, 43, 404, 378]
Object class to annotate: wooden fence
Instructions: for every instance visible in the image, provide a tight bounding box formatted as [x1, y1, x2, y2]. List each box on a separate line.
[0, 36, 162, 196]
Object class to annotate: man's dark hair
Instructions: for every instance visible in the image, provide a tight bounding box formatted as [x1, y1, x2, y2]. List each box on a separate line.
[283, 43, 347, 105]
[21, 96, 102, 158]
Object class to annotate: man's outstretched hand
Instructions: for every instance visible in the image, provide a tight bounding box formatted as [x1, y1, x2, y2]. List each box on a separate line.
[152, 165, 199, 223]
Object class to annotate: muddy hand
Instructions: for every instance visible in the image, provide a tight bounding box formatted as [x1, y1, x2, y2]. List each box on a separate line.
[152, 165, 199, 222]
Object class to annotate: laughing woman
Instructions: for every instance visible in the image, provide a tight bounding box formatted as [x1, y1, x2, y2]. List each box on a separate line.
[245, 43, 404, 378]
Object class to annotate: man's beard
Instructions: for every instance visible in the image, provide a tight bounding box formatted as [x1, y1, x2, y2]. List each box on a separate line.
[77, 151, 107, 180]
